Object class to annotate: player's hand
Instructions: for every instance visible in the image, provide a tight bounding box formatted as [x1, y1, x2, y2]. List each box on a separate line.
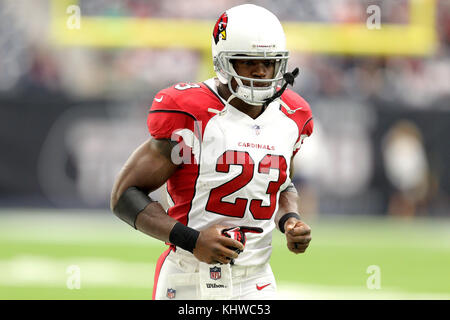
[284, 218, 311, 254]
[193, 225, 245, 264]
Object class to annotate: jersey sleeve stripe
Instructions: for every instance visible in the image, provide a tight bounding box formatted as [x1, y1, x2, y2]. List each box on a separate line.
[148, 109, 197, 121]
[300, 117, 313, 135]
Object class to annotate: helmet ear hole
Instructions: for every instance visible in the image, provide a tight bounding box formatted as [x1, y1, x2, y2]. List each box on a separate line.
[214, 56, 229, 84]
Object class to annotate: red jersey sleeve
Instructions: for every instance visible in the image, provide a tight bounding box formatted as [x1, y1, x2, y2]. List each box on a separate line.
[280, 89, 314, 156]
[147, 88, 197, 141]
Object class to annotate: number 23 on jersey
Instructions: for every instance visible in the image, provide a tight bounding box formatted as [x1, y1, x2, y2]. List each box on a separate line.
[205, 150, 288, 220]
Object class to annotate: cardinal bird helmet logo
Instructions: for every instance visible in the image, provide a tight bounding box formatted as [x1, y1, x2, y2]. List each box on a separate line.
[213, 12, 228, 44]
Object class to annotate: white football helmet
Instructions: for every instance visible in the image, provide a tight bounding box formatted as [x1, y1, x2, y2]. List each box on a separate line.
[212, 4, 289, 106]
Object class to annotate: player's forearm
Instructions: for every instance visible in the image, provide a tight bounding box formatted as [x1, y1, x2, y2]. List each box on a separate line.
[134, 201, 178, 242]
[113, 187, 200, 252]
[275, 185, 300, 231]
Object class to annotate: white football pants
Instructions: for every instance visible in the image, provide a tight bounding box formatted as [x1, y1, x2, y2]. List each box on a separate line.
[152, 247, 277, 300]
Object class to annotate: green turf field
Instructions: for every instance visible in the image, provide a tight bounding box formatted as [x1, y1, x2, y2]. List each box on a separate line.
[0, 209, 449, 300]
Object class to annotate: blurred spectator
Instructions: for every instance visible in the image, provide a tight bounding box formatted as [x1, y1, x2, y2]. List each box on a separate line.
[17, 45, 61, 93]
[382, 120, 431, 217]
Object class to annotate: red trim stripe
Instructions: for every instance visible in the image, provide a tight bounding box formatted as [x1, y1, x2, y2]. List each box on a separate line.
[152, 248, 172, 300]
[166, 162, 199, 226]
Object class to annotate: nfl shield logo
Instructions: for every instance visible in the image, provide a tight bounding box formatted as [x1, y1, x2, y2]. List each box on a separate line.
[210, 266, 221, 280]
[166, 288, 176, 299]
[253, 125, 261, 135]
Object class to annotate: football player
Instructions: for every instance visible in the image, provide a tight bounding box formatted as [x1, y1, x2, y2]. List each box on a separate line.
[110, 4, 313, 300]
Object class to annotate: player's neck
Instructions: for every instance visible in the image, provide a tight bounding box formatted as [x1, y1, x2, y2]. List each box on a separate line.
[216, 80, 265, 120]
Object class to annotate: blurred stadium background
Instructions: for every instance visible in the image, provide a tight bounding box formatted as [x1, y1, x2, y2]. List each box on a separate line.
[0, 0, 449, 299]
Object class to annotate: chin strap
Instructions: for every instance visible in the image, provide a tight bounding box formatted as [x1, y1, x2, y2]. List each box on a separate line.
[262, 67, 299, 108]
[226, 94, 237, 105]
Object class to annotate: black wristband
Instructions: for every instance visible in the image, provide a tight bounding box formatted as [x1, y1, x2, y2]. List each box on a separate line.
[113, 187, 154, 229]
[279, 212, 301, 233]
[169, 222, 200, 253]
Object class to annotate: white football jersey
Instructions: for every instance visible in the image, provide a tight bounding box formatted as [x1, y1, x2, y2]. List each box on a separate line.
[147, 78, 313, 266]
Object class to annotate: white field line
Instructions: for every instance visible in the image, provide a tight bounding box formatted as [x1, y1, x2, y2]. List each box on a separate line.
[0, 255, 154, 288]
[1, 255, 449, 300]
